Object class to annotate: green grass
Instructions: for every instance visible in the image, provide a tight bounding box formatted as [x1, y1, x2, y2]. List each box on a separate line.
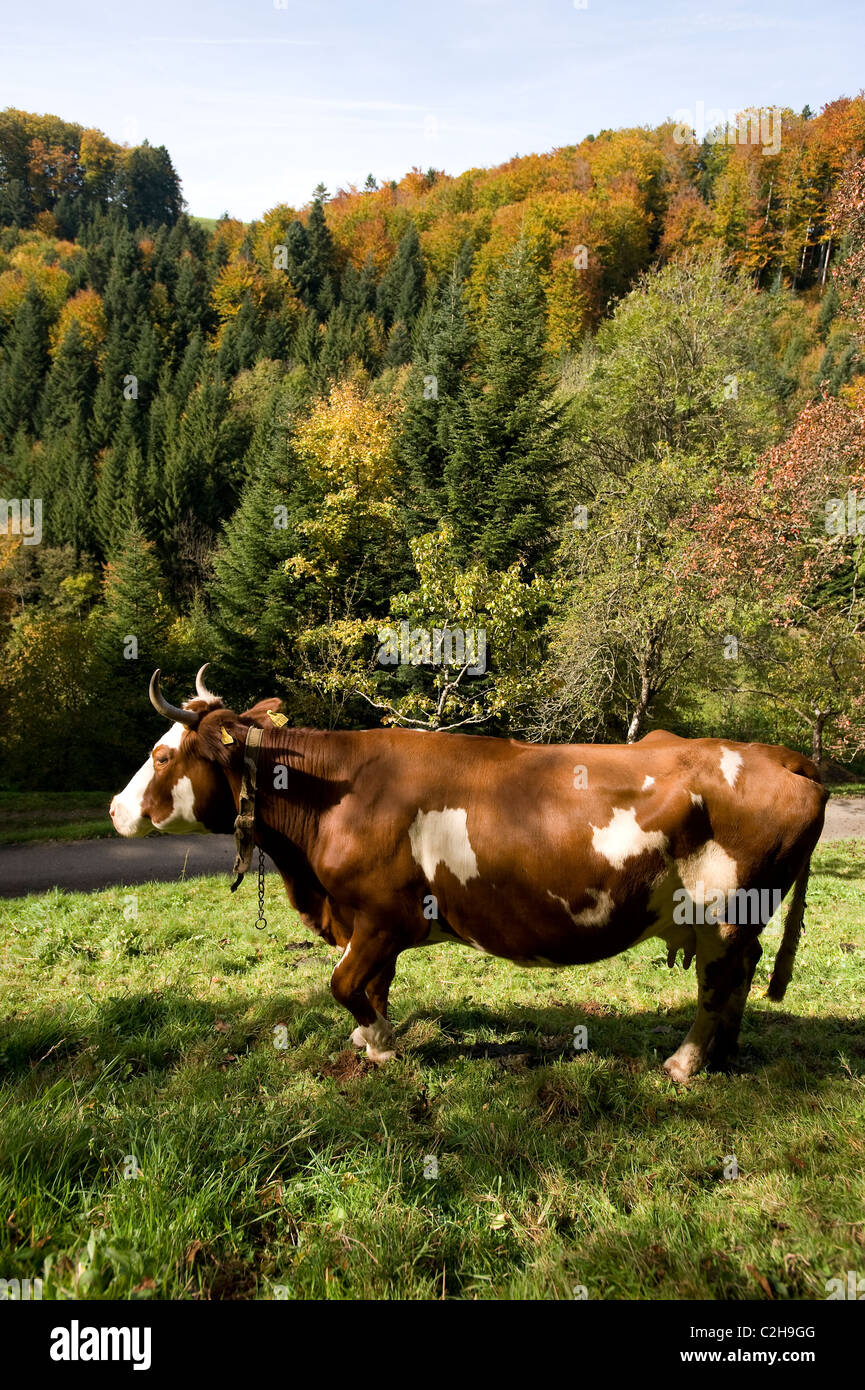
[0, 791, 112, 845]
[1, 842, 863, 1301]
[829, 783, 865, 797]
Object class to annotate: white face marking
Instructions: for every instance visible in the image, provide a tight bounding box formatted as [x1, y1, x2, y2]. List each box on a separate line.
[151, 774, 208, 834]
[590, 806, 667, 870]
[110, 721, 192, 838]
[641, 774, 655, 790]
[409, 807, 479, 887]
[720, 746, 743, 788]
[547, 887, 613, 928]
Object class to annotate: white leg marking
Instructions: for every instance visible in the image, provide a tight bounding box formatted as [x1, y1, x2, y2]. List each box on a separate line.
[357, 1011, 396, 1063]
[331, 940, 350, 986]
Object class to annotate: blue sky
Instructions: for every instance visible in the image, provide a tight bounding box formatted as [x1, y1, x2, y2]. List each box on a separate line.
[2, 0, 863, 219]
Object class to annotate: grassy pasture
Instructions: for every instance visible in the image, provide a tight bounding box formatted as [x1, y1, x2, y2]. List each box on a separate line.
[0, 841, 863, 1301]
[0, 792, 113, 846]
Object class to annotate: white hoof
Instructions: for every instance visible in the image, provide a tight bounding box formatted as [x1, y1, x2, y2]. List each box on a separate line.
[664, 1040, 703, 1084]
[350, 1012, 395, 1063]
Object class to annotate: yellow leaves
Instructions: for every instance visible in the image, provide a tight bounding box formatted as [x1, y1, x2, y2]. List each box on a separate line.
[211, 261, 262, 325]
[79, 127, 120, 188]
[49, 288, 107, 359]
[0, 236, 76, 327]
[294, 380, 400, 495]
[546, 258, 595, 356]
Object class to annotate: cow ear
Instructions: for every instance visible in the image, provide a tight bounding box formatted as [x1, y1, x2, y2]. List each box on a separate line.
[241, 698, 285, 725]
[193, 713, 243, 765]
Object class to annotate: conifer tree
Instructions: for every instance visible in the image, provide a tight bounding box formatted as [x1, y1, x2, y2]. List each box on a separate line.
[39, 320, 98, 438]
[209, 423, 311, 699]
[0, 283, 50, 444]
[376, 223, 425, 331]
[400, 259, 476, 533]
[444, 240, 564, 570]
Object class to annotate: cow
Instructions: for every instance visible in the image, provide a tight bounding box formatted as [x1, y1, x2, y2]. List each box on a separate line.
[109, 666, 828, 1082]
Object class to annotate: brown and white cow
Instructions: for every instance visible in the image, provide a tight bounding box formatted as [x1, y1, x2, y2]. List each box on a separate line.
[110, 667, 827, 1082]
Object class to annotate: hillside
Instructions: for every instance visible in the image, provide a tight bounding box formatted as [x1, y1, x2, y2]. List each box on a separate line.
[1, 98, 864, 787]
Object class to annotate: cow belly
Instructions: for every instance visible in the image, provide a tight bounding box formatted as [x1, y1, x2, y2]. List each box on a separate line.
[419, 882, 655, 968]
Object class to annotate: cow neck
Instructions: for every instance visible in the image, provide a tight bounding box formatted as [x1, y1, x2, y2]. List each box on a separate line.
[245, 726, 344, 869]
[229, 724, 264, 890]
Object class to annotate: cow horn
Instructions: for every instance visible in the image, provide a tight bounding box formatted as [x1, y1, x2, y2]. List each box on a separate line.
[195, 663, 216, 700]
[149, 669, 201, 729]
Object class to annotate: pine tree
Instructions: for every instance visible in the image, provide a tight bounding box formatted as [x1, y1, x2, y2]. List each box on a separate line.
[39, 320, 98, 438]
[399, 261, 476, 533]
[443, 240, 564, 571]
[94, 517, 175, 762]
[209, 424, 311, 698]
[376, 223, 425, 331]
[0, 283, 50, 444]
[37, 410, 96, 555]
[119, 142, 183, 229]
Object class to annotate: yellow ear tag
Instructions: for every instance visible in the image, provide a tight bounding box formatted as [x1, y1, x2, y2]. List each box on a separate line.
[267, 710, 288, 727]
[220, 725, 235, 745]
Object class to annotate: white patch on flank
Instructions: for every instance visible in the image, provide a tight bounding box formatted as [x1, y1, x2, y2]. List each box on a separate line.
[409, 807, 479, 887]
[547, 887, 614, 928]
[720, 746, 743, 789]
[689, 792, 704, 807]
[676, 840, 739, 900]
[590, 806, 667, 870]
[638, 839, 739, 942]
[641, 774, 655, 790]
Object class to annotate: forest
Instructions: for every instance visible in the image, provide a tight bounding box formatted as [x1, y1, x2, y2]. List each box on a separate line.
[0, 98, 864, 789]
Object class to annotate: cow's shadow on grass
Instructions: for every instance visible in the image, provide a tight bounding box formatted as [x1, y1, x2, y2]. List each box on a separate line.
[404, 998, 865, 1082]
[1, 987, 862, 1091]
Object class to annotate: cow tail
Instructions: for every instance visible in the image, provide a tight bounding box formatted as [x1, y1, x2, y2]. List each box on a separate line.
[766, 854, 813, 1002]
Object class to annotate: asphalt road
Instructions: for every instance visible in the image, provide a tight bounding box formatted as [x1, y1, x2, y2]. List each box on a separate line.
[0, 799, 863, 899]
[0, 834, 240, 899]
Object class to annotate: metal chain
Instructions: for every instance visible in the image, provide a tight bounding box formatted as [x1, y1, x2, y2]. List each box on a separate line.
[254, 846, 267, 931]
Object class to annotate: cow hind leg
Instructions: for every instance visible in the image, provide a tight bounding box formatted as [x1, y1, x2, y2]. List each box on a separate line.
[330, 924, 399, 1063]
[709, 938, 762, 1071]
[663, 925, 758, 1084]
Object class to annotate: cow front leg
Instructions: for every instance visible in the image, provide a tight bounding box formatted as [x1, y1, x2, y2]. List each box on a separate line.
[348, 958, 398, 1054]
[663, 924, 753, 1084]
[330, 928, 398, 1063]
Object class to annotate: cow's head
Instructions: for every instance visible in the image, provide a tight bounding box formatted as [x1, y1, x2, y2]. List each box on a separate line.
[109, 666, 281, 838]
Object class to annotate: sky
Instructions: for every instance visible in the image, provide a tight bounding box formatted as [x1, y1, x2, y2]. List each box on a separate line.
[2, 0, 863, 220]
